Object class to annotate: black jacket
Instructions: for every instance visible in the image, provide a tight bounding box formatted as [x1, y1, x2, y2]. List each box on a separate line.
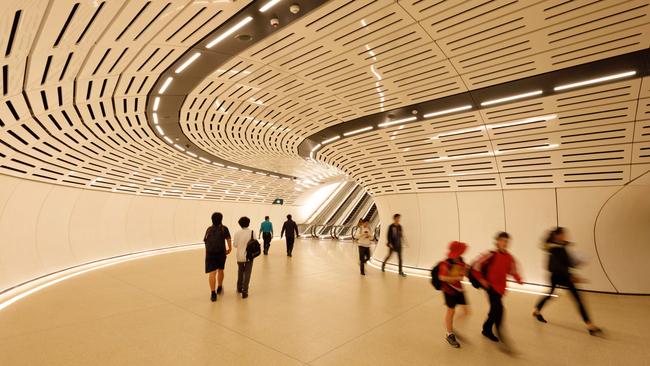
[544, 240, 572, 278]
[281, 220, 299, 238]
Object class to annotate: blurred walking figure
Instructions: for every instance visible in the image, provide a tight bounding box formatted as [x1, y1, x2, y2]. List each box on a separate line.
[471, 232, 522, 344]
[281, 214, 299, 257]
[354, 219, 372, 275]
[435, 241, 470, 348]
[204, 212, 232, 302]
[381, 214, 406, 277]
[533, 227, 602, 335]
[259, 216, 273, 255]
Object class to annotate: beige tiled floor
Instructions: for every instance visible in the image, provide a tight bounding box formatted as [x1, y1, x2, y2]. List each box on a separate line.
[1, 239, 649, 365]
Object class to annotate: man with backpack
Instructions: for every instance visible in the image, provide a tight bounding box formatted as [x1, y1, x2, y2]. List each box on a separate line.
[432, 241, 470, 348]
[233, 216, 261, 298]
[470, 232, 523, 344]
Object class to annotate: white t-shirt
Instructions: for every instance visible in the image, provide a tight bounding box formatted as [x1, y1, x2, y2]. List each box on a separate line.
[356, 226, 372, 247]
[233, 228, 254, 262]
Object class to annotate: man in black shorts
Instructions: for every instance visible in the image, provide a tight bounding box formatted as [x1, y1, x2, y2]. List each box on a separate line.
[438, 241, 470, 348]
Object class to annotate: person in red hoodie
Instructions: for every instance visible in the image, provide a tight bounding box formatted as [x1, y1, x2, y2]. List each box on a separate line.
[438, 241, 470, 348]
[472, 232, 523, 343]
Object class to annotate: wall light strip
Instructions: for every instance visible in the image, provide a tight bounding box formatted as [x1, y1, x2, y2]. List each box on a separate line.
[212, 162, 225, 167]
[423, 105, 472, 118]
[175, 52, 200, 73]
[259, 0, 282, 12]
[206, 16, 253, 48]
[0, 244, 202, 311]
[198, 157, 211, 163]
[173, 144, 185, 152]
[255, 172, 267, 176]
[311, 143, 322, 152]
[153, 96, 160, 111]
[322, 136, 340, 144]
[377, 116, 417, 128]
[480, 90, 543, 106]
[187, 151, 198, 158]
[163, 136, 173, 144]
[241, 169, 252, 173]
[343, 126, 373, 136]
[155, 125, 164, 135]
[227, 166, 239, 170]
[152, 112, 159, 125]
[554, 71, 636, 91]
[158, 77, 173, 94]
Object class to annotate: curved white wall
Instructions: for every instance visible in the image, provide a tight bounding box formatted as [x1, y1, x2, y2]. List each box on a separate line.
[373, 180, 650, 293]
[0, 174, 306, 293]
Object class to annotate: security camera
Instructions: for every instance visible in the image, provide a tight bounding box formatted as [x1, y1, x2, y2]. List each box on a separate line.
[289, 4, 300, 14]
[270, 18, 279, 27]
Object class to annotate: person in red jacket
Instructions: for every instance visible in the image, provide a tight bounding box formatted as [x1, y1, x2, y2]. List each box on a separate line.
[438, 241, 470, 348]
[472, 232, 523, 343]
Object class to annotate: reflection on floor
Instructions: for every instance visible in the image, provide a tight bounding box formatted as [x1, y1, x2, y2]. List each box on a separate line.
[0, 239, 648, 365]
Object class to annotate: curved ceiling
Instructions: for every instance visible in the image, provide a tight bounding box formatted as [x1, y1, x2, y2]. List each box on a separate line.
[1, 0, 650, 203]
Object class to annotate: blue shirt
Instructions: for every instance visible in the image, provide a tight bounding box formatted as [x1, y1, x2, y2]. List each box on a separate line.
[260, 220, 273, 233]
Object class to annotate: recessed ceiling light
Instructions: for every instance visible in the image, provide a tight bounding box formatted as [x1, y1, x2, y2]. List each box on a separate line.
[206, 17, 253, 48]
[554, 71, 636, 91]
[175, 52, 200, 73]
[321, 136, 340, 144]
[259, 0, 282, 12]
[423, 105, 472, 118]
[378, 116, 417, 128]
[343, 126, 373, 136]
[480, 90, 542, 106]
[158, 77, 173, 94]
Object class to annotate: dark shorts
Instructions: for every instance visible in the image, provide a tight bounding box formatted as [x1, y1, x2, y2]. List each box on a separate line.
[444, 291, 466, 308]
[205, 253, 226, 273]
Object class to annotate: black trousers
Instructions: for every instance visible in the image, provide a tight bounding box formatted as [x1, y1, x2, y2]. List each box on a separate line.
[358, 246, 371, 274]
[536, 274, 591, 323]
[483, 288, 504, 335]
[237, 261, 254, 294]
[381, 246, 403, 273]
[262, 232, 272, 254]
[286, 236, 295, 255]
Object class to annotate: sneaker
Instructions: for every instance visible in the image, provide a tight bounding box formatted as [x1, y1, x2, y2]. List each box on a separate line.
[210, 291, 217, 302]
[399, 272, 407, 277]
[242, 293, 249, 299]
[446, 333, 460, 348]
[482, 330, 499, 342]
[588, 327, 603, 336]
[216, 286, 223, 295]
[237, 288, 242, 294]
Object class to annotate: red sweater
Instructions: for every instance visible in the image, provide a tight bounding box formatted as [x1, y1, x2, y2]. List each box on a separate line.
[473, 250, 522, 295]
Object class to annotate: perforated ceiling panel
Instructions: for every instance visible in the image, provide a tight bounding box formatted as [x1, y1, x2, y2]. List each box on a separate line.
[0, 0, 309, 203]
[181, 0, 650, 178]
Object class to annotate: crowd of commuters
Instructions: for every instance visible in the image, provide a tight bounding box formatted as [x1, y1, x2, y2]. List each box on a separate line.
[203, 213, 298, 301]
[203, 210, 603, 352]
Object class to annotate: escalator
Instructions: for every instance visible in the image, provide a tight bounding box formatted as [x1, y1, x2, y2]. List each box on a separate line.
[363, 204, 377, 222]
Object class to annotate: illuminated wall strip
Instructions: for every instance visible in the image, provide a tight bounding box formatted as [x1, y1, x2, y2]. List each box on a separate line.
[175, 52, 200, 73]
[163, 136, 173, 144]
[321, 136, 340, 144]
[377, 116, 417, 128]
[259, 0, 282, 12]
[480, 90, 543, 106]
[174, 144, 185, 152]
[206, 16, 253, 48]
[0, 244, 202, 311]
[158, 77, 173, 94]
[187, 151, 198, 158]
[554, 70, 636, 91]
[343, 126, 373, 136]
[155, 125, 164, 135]
[152, 96, 160, 111]
[423, 105, 472, 118]
[152, 112, 159, 125]
[198, 157, 211, 163]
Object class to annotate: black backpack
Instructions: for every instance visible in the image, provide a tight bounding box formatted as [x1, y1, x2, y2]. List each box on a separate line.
[431, 259, 456, 290]
[246, 231, 261, 261]
[205, 226, 225, 254]
[468, 251, 495, 289]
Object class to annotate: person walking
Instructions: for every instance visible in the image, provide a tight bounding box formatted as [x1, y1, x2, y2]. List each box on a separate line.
[233, 216, 255, 299]
[281, 214, 299, 257]
[533, 227, 602, 335]
[471, 232, 522, 343]
[381, 214, 406, 277]
[355, 219, 372, 275]
[437, 241, 470, 348]
[259, 216, 274, 255]
[203, 212, 232, 302]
